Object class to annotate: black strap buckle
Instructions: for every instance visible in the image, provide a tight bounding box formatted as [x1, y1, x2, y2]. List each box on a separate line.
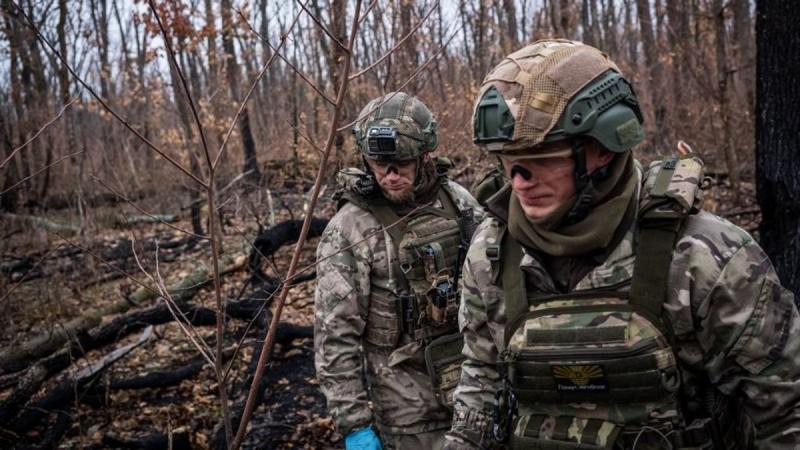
[492, 377, 517, 443]
[399, 294, 417, 334]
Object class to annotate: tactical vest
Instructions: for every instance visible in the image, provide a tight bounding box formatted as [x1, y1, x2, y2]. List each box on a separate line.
[489, 156, 753, 450]
[336, 166, 477, 408]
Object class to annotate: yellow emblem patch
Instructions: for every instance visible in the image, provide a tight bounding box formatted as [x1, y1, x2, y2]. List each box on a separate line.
[551, 364, 608, 392]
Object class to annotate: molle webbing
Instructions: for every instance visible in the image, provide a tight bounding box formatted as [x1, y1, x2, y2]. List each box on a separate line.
[349, 184, 463, 346]
[364, 185, 461, 254]
[510, 351, 677, 404]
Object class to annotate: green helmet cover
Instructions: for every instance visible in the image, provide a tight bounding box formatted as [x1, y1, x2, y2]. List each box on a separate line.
[474, 86, 515, 144]
[353, 92, 438, 161]
[548, 70, 644, 152]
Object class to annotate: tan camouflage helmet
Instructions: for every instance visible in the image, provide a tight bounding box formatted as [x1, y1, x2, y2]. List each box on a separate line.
[473, 39, 644, 158]
[353, 92, 438, 161]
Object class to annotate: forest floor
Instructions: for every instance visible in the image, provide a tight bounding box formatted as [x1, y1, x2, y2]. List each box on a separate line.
[0, 171, 760, 449]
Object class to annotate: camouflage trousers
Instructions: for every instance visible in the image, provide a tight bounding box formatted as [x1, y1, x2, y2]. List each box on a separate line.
[377, 426, 447, 450]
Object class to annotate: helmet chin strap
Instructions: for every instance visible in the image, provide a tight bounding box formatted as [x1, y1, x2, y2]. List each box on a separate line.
[563, 138, 611, 226]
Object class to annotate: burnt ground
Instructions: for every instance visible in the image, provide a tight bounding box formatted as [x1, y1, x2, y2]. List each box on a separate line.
[243, 339, 340, 450]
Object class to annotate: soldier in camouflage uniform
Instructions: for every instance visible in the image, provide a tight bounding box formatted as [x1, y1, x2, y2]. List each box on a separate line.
[314, 92, 484, 449]
[445, 39, 800, 449]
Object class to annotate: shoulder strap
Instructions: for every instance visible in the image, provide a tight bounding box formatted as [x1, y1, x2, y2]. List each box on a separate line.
[629, 157, 687, 340]
[487, 225, 527, 340]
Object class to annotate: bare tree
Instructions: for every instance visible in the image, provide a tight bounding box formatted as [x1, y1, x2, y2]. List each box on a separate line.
[756, 0, 800, 296]
[220, 0, 262, 183]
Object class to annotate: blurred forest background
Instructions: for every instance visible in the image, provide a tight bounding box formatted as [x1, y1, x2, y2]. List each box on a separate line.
[2, 0, 794, 449]
[0, 0, 756, 215]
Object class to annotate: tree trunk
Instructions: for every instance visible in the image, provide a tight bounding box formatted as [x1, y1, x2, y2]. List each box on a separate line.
[220, 0, 262, 183]
[733, 0, 754, 112]
[502, 0, 519, 53]
[623, 0, 637, 66]
[713, 0, 740, 195]
[756, 0, 800, 296]
[397, 0, 418, 90]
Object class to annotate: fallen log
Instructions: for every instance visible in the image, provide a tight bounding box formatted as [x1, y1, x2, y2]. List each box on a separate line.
[0, 364, 47, 426]
[100, 431, 191, 450]
[81, 323, 311, 401]
[4, 326, 153, 439]
[3, 215, 321, 372]
[248, 218, 328, 285]
[0, 253, 246, 374]
[1, 213, 80, 235]
[0, 299, 299, 426]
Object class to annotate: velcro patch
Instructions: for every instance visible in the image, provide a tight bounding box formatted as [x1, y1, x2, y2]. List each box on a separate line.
[616, 118, 642, 146]
[551, 364, 609, 392]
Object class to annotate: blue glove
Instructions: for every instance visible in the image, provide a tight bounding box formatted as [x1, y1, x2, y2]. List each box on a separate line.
[344, 425, 382, 450]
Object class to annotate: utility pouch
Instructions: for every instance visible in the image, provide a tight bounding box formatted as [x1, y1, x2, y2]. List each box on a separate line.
[399, 214, 462, 329]
[424, 332, 465, 409]
[364, 288, 401, 348]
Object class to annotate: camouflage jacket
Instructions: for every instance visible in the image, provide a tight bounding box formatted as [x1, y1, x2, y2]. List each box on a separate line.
[314, 180, 484, 436]
[445, 160, 800, 449]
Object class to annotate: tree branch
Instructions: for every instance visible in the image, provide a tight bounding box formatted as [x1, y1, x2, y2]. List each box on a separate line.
[148, 0, 214, 171]
[213, 1, 309, 171]
[9, 3, 207, 188]
[230, 1, 363, 448]
[0, 97, 77, 170]
[349, 0, 439, 81]
[236, 8, 336, 106]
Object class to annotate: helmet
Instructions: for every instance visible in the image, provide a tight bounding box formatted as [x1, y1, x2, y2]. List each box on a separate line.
[473, 39, 644, 157]
[353, 92, 438, 161]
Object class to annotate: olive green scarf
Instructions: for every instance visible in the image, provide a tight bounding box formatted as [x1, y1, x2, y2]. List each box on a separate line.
[507, 152, 638, 256]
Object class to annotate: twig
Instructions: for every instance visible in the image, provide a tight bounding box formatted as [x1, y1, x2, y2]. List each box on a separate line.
[284, 117, 325, 155]
[90, 175, 208, 240]
[358, 0, 379, 26]
[0, 150, 84, 196]
[134, 239, 215, 367]
[213, 1, 309, 171]
[11, 4, 206, 188]
[236, 8, 336, 106]
[338, 23, 462, 132]
[294, 0, 349, 52]
[52, 231, 159, 299]
[0, 98, 78, 170]
[180, 169, 255, 211]
[148, 0, 213, 171]
[230, 2, 363, 449]
[349, 0, 439, 81]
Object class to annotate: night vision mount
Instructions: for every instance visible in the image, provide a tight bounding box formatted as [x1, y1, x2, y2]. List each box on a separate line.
[366, 126, 399, 158]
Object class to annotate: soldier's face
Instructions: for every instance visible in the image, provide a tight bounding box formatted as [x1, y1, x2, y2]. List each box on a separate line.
[366, 156, 418, 203]
[501, 143, 613, 220]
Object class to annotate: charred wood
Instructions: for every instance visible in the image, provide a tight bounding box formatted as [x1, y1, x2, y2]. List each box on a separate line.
[100, 430, 191, 450]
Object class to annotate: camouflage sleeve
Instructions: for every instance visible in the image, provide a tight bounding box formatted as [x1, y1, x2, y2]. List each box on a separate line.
[445, 222, 504, 450]
[313, 212, 373, 435]
[678, 224, 800, 448]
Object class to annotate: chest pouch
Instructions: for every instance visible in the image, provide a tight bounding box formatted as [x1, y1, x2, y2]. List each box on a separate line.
[499, 292, 681, 449]
[398, 213, 463, 337]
